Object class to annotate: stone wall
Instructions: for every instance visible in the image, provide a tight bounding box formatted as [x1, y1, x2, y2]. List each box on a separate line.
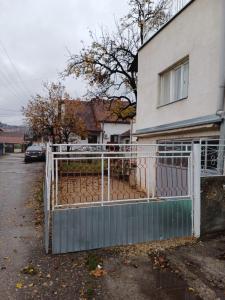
[201, 176, 225, 235]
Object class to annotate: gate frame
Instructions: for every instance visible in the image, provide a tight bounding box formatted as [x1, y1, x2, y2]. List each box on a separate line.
[43, 143, 201, 254]
[192, 144, 201, 238]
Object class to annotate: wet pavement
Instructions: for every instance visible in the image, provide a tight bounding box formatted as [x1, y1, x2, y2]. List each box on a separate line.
[0, 153, 44, 299]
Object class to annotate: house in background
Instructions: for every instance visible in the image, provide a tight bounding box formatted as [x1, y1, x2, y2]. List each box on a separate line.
[133, 0, 225, 148]
[64, 99, 131, 144]
[0, 131, 26, 153]
[0, 128, 4, 156]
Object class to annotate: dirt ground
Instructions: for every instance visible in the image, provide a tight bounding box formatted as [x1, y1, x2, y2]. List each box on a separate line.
[101, 233, 225, 300]
[59, 175, 146, 205]
[1, 154, 225, 300]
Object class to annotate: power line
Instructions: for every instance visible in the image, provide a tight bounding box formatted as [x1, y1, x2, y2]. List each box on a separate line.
[0, 40, 32, 98]
[0, 67, 25, 100]
[0, 107, 21, 112]
[0, 114, 22, 117]
[0, 73, 56, 89]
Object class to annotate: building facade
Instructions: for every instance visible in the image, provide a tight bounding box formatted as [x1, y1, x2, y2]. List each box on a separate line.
[135, 0, 225, 145]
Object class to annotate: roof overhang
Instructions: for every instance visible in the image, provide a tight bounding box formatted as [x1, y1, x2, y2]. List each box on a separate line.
[135, 114, 222, 138]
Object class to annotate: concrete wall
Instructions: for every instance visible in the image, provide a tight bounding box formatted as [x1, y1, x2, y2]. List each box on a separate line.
[201, 176, 225, 235]
[136, 0, 225, 132]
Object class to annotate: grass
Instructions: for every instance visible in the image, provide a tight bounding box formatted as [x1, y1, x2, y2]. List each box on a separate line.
[86, 287, 94, 298]
[60, 159, 132, 175]
[86, 253, 102, 271]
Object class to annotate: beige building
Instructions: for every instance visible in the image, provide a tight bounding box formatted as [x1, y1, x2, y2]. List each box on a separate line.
[134, 0, 225, 146]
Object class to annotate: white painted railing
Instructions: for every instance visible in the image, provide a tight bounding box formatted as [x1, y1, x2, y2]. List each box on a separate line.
[46, 143, 193, 209]
[144, 0, 193, 42]
[171, 0, 192, 14]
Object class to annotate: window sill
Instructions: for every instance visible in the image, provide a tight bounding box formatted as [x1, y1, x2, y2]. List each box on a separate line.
[157, 97, 188, 109]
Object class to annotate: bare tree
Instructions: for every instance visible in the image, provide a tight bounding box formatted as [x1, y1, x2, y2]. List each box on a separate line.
[64, 0, 171, 117]
[122, 0, 171, 45]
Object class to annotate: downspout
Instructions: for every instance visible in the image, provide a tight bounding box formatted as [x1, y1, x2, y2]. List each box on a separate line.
[217, 0, 225, 173]
[102, 121, 104, 144]
[217, 0, 225, 132]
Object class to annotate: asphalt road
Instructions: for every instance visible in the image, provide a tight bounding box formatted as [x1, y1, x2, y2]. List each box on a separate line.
[0, 153, 44, 299]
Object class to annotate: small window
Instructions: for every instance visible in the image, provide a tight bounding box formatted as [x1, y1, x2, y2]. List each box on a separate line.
[88, 135, 98, 144]
[110, 135, 119, 143]
[159, 59, 189, 106]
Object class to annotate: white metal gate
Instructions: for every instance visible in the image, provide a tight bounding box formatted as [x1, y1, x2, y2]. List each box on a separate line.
[44, 143, 201, 254]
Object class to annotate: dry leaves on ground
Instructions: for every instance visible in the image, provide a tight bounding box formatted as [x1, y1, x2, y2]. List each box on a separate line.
[90, 268, 107, 277]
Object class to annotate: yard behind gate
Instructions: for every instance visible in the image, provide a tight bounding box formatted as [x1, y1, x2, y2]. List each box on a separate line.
[44, 143, 201, 254]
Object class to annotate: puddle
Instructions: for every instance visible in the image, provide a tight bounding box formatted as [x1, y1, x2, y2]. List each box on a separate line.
[139, 267, 202, 300]
[152, 269, 202, 300]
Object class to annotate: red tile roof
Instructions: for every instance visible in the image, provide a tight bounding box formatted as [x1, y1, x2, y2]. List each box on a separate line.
[65, 99, 130, 133]
[0, 132, 25, 144]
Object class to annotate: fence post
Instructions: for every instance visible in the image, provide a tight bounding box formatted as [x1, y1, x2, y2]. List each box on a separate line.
[107, 157, 110, 202]
[193, 144, 201, 238]
[101, 154, 104, 205]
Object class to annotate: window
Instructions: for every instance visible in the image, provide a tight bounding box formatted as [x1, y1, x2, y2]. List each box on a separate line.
[159, 59, 189, 106]
[88, 135, 98, 144]
[110, 135, 119, 143]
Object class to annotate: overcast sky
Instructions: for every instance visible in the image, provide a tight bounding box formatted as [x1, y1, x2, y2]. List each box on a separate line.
[0, 0, 129, 125]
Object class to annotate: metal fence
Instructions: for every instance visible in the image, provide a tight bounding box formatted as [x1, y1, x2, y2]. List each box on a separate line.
[49, 144, 192, 209]
[200, 141, 225, 176]
[44, 143, 202, 254]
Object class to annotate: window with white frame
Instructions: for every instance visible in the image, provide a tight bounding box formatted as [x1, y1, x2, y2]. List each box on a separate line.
[159, 59, 189, 106]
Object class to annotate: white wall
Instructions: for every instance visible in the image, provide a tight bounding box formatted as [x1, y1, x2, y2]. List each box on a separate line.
[136, 0, 225, 133]
[101, 122, 130, 144]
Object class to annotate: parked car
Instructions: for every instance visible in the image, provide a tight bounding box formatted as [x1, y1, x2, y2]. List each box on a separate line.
[24, 145, 46, 163]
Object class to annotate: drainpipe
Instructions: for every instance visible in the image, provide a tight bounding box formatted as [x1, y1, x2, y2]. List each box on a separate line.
[217, 1, 225, 173]
[102, 121, 104, 144]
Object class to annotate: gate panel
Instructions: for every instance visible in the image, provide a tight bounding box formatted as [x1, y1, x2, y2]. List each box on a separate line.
[52, 199, 192, 254]
[43, 179, 50, 253]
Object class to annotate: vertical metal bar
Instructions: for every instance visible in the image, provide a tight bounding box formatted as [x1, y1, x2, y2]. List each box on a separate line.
[101, 154, 104, 205]
[108, 157, 110, 202]
[47, 146, 51, 211]
[204, 140, 207, 171]
[152, 157, 155, 199]
[147, 157, 150, 202]
[51, 154, 55, 210]
[56, 159, 58, 206]
[188, 156, 192, 197]
[193, 144, 201, 238]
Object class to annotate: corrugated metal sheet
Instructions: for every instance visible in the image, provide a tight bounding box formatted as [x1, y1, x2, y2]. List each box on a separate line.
[43, 180, 50, 253]
[52, 199, 192, 254]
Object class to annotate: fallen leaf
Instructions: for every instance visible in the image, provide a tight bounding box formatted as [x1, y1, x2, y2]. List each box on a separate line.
[90, 268, 107, 277]
[21, 265, 38, 276]
[16, 282, 23, 289]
